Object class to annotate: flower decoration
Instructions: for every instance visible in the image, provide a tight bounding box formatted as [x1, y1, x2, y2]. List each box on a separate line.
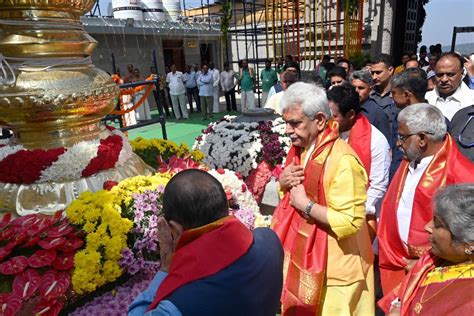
[193, 116, 290, 177]
[65, 173, 172, 294]
[131, 137, 205, 169]
[0, 212, 80, 316]
[0, 128, 133, 184]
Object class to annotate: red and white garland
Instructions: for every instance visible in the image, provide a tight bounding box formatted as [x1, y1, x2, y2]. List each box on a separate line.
[0, 127, 133, 185]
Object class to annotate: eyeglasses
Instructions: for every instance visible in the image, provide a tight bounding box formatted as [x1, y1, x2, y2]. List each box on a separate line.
[435, 71, 461, 78]
[458, 115, 474, 147]
[397, 131, 435, 144]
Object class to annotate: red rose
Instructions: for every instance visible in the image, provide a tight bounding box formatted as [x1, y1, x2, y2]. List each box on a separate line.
[82, 135, 122, 177]
[103, 180, 119, 191]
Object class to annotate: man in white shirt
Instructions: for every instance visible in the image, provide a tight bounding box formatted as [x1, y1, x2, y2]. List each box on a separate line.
[166, 64, 189, 120]
[327, 83, 391, 242]
[425, 52, 474, 120]
[377, 103, 474, 294]
[209, 62, 220, 114]
[220, 62, 237, 112]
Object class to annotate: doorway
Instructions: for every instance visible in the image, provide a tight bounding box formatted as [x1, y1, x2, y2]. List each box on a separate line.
[162, 40, 186, 72]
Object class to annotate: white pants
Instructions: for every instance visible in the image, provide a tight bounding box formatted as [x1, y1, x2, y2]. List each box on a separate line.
[134, 91, 152, 121]
[241, 90, 256, 111]
[170, 93, 189, 119]
[213, 86, 220, 113]
[261, 91, 269, 107]
[122, 95, 137, 126]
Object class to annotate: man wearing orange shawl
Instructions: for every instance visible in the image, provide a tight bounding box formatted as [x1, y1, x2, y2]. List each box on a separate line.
[129, 170, 284, 315]
[327, 83, 391, 241]
[272, 82, 374, 315]
[378, 104, 474, 295]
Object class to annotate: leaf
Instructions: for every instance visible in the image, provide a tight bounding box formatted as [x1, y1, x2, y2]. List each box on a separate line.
[51, 253, 75, 271]
[56, 237, 83, 253]
[0, 293, 22, 316]
[34, 298, 63, 316]
[38, 270, 70, 300]
[0, 213, 11, 229]
[0, 256, 29, 275]
[38, 237, 66, 250]
[47, 222, 74, 238]
[12, 268, 41, 300]
[28, 249, 56, 268]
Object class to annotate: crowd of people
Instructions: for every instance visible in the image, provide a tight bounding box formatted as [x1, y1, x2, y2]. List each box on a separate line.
[123, 47, 474, 315]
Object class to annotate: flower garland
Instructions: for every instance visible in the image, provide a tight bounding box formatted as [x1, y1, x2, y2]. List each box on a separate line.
[0, 128, 132, 185]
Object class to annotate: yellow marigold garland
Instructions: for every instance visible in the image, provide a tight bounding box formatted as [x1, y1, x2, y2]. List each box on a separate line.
[66, 173, 172, 294]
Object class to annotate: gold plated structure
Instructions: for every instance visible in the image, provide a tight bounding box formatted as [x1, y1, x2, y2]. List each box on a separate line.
[0, 0, 119, 149]
[0, 0, 152, 215]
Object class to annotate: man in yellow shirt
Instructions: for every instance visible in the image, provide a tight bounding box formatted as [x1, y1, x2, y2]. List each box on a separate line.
[272, 82, 374, 315]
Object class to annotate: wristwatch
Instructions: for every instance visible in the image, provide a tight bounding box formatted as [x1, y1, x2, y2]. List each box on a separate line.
[302, 200, 315, 219]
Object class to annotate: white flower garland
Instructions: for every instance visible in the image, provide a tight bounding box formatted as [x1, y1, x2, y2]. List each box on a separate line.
[0, 129, 133, 184]
[194, 116, 290, 177]
[208, 169, 259, 215]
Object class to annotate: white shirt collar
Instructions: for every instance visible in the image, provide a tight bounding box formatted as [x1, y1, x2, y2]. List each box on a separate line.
[434, 82, 471, 103]
[409, 155, 434, 172]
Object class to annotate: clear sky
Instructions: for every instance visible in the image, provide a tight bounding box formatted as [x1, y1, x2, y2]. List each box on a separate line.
[420, 0, 474, 47]
[97, 0, 473, 46]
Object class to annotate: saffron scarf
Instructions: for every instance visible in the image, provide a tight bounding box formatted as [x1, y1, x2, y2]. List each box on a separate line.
[146, 216, 253, 311]
[379, 253, 474, 315]
[271, 120, 339, 316]
[348, 113, 372, 178]
[378, 134, 474, 293]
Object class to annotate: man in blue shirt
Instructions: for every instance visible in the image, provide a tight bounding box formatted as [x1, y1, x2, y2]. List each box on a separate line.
[128, 169, 284, 316]
[183, 65, 201, 113]
[197, 65, 215, 120]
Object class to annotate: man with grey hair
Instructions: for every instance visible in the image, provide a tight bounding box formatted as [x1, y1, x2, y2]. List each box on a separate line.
[377, 103, 474, 295]
[351, 70, 391, 142]
[272, 82, 374, 315]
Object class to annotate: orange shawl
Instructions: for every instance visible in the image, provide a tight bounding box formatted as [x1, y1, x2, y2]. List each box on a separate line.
[147, 216, 252, 311]
[271, 121, 339, 315]
[378, 134, 474, 293]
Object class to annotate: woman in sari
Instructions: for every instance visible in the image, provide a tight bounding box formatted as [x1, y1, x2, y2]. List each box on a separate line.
[379, 184, 474, 315]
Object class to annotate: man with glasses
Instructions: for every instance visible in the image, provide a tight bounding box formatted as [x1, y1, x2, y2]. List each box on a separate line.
[425, 52, 474, 120]
[377, 104, 474, 295]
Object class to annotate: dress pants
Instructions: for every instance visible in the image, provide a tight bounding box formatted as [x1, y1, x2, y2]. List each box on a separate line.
[170, 93, 189, 119]
[200, 96, 213, 119]
[186, 87, 201, 112]
[213, 86, 220, 113]
[224, 87, 237, 111]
